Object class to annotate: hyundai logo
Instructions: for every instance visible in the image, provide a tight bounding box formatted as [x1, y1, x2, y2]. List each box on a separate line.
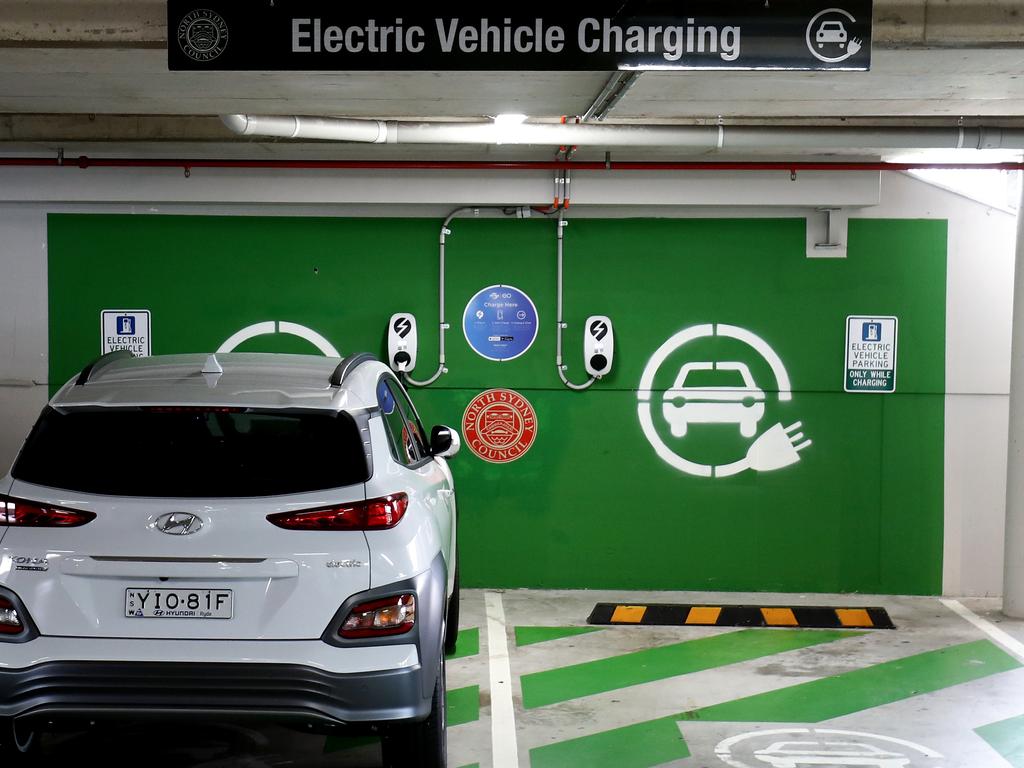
[154, 512, 204, 536]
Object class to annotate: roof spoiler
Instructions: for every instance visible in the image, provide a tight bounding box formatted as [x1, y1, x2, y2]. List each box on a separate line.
[330, 353, 377, 387]
[75, 350, 136, 386]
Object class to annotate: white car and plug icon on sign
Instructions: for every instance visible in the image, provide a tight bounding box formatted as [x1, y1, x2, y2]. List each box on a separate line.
[815, 21, 848, 48]
[806, 9, 864, 63]
[662, 361, 766, 438]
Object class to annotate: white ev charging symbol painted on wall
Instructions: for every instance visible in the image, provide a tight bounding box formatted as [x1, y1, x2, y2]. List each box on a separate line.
[217, 321, 340, 357]
[637, 324, 812, 478]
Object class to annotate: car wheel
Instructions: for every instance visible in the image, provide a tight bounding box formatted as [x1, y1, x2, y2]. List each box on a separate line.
[0, 719, 39, 762]
[818, 42, 824, 48]
[444, 557, 461, 657]
[740, 419, 757, 438]
[380, 655, 447, 768]
[670, 421, 688, 438]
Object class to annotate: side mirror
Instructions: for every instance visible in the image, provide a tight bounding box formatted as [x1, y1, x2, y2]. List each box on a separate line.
[430, 425, 461, 458]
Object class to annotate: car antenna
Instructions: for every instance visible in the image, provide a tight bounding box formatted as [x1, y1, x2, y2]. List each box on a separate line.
[202, 354, 224, 388]
[202, 354, 224, 375]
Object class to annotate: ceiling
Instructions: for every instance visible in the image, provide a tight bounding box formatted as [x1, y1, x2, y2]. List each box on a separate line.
[1, 48, 1024, 122]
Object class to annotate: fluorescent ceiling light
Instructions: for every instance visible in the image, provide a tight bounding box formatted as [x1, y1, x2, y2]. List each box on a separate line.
[493, 113, 528, 127]
[885, 148, 1024, 165]
[493, 113, 529, 144]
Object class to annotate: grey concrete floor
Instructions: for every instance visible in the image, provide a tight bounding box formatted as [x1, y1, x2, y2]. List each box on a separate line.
[20, 589, 1024, 767]
[962, 596, 1024, 645]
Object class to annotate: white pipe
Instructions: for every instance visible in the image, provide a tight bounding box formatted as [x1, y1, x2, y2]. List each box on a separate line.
[223, 114, 388, 143]
[223, 115, 1024, 150]
[404, 208, 461, 387]
[555, 209, 596, 392]
[405, 205, 519, 388]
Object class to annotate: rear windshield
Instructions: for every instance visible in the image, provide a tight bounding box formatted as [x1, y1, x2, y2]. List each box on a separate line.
[12, 407, 369, 497]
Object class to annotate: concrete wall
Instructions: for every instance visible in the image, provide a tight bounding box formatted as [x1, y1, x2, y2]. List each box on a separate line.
[859, 173, 1017, 597]
[0, 167, 1015, 595]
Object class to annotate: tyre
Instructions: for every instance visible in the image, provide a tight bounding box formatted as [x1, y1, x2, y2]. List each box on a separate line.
[444, 558, 461, 656]
[0, 719, 39, 763]
[380, 655, 447, 768]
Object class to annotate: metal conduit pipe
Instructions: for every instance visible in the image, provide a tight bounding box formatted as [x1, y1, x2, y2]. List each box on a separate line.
[404, 205, 523, 388]
[223, 114, 1024, 151]
[555, 209, 596, 392]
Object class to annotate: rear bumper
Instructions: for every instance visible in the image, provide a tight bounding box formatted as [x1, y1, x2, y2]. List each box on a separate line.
[0, 659, 432, 726]
[0, 553, 450, 726]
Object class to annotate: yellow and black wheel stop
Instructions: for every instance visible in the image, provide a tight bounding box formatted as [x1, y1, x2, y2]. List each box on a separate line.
[588, 603, 894, 629]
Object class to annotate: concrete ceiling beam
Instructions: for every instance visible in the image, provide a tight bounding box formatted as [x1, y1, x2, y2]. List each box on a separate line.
[0, 1, 165, 45]
[4, 113, 1024, 145]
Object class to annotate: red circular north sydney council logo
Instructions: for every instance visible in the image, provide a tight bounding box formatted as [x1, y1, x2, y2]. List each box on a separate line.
[462, 389, 537, 463]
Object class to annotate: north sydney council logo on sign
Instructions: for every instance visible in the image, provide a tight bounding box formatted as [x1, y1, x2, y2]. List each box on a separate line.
[177, 9, 229, 62]
[462, 389, 537, 463]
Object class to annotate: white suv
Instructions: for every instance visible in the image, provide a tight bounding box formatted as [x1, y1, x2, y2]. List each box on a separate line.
[0, 351, 461, 767]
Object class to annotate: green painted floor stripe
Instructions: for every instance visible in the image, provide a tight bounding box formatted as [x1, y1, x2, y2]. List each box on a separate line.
[683, 639, 1021, 723]
[447, 627, 480, 661]
[530, 716, 689, 768]
[521, 628, 857, 710]
[516, 626, 603, 647]
[976, 713, 1024, 767]
[448, 684, 480, 727]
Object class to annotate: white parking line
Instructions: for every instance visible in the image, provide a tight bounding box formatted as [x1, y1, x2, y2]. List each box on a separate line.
[940, 598, 1024, 664]
[485, 590, 519, 768]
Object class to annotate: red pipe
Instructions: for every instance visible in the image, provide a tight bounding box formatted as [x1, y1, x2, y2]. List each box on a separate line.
[0, 157, 1022, 172]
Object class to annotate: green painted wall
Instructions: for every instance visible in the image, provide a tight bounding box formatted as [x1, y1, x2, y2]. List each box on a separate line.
[47, 213, 946, 593]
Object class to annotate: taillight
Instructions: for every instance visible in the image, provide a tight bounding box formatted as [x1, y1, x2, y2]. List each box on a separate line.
[340, 594, 416, 638]
[0, 496, 95, 527]
[267, 493, 408, 531]
[0, 596, 23, 635]
[365, 494, 408, 528]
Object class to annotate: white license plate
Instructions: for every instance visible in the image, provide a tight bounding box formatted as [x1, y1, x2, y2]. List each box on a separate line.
[125, 588, 233, 619]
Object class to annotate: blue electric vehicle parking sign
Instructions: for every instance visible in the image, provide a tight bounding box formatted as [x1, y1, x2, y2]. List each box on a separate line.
[463, 285, 539, 361]
[101, 309, 151, 356]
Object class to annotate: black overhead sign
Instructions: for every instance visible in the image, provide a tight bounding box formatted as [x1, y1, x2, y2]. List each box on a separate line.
[168, 1, 873, 72]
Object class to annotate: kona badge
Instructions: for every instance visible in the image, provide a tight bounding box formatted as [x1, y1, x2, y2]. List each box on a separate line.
[462, 388, 537, 463]
[13, 556, 49, 572]
[154, 512, 204, 536]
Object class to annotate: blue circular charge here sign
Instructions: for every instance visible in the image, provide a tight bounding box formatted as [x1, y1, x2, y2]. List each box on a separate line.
[463, 284, 539, 361]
